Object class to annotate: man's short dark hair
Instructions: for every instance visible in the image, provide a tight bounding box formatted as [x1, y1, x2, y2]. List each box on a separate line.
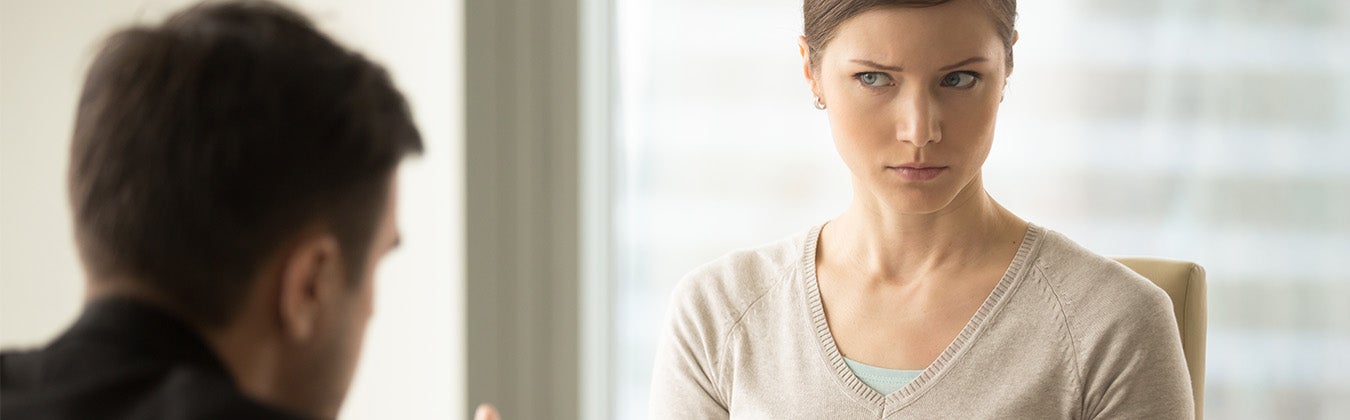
[68, 0, 423, 327]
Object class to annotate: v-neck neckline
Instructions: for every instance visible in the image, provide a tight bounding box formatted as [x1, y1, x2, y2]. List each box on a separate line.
[799, 222, 1044, 412]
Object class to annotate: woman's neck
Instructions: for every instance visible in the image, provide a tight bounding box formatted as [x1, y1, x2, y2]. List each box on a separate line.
[822, 175, 1026, 284]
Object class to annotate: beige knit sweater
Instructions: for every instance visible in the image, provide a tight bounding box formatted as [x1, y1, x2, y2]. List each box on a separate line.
[650, 224, 1194, 419]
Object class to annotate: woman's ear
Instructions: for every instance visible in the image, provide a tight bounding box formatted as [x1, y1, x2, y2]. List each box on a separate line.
[1005, 30, 1020, 79]
[797, 36, 821, 99]
[277, 233, 343, 342]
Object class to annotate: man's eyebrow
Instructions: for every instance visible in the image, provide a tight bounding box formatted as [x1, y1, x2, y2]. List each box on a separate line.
[851, 59, 903, 72]
[939, 56, 988, 71]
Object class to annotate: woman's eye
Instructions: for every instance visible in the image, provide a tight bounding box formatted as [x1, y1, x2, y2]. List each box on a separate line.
[854, 72, 893, 87]
[940, 71, 980, 88]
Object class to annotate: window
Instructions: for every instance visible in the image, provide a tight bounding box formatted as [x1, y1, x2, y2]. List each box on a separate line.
[607, 0, 1350, 418]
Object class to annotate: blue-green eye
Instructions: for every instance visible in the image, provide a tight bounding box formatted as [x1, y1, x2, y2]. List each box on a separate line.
[940, 71, 980, 88]
[854, 72, 893, 87]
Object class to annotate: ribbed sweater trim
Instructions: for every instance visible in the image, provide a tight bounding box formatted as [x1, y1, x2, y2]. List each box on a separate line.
[799, 223, 1046, 412]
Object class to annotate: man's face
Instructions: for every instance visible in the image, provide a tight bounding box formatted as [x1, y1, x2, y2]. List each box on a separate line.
[301, 174, 402, 417]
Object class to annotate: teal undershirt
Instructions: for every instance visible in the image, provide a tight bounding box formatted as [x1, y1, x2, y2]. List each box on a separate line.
[843, 357, 924, 395]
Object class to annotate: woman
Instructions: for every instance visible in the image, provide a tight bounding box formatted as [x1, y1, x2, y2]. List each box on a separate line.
[649, 0, 1194, 418]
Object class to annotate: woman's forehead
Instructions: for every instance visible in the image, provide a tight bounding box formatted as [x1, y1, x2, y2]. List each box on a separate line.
[824, 4, 1004, 69]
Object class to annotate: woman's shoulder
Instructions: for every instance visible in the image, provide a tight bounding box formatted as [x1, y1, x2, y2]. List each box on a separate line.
[1030, 227, 1177, 329]
[666, 226, 816, 324]
[1024, 227, 1192, 415]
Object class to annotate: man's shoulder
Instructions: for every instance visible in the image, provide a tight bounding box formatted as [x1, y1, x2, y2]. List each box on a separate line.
[1, 347, 44, 390]
[2, 342, 305, 420]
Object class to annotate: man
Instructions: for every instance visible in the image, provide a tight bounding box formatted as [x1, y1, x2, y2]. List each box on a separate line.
[0, 1, 496, 419]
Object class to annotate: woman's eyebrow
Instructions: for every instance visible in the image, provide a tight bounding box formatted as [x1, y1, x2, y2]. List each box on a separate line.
[939, 56, 988, 71]
[850, 59, 903, 72]
[850, 56, 989, 72]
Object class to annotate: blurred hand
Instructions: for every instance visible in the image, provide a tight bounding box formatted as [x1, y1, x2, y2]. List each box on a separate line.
[474, 404, 500, 420]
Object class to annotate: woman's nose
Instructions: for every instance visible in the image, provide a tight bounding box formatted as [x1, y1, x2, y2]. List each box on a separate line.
[897, 91, 941, 147]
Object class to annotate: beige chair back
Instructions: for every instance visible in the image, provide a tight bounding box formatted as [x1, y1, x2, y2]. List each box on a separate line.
[1113, 257, 1206, 420]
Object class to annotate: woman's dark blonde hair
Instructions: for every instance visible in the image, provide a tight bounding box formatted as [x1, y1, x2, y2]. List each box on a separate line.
[803, 0, 1017, 72]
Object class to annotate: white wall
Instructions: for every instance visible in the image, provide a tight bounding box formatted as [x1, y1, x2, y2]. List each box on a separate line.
[0, 0, 465, 418]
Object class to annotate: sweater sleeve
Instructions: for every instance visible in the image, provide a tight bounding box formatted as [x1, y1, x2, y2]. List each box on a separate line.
[1080, 282, 1195, 419]
[648, 273, 731, 419]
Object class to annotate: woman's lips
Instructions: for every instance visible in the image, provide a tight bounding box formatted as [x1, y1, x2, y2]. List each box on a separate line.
[887, 165, 948, 181]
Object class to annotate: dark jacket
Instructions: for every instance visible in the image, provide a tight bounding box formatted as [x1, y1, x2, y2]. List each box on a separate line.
[1, 298, 307, 420]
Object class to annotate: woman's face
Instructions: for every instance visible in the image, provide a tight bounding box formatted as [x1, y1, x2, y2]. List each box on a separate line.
[804, 0, 1011, 215]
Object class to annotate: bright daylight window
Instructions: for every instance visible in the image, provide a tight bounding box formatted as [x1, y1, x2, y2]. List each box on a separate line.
[607, 0, 1349, 418]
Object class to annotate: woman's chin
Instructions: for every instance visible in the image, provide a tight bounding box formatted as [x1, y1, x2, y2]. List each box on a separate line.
[872, 188, 964, 215]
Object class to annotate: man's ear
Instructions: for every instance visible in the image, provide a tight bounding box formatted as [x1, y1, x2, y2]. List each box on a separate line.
[277, 233, 343, 342]
[798, 36, 821, 99]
